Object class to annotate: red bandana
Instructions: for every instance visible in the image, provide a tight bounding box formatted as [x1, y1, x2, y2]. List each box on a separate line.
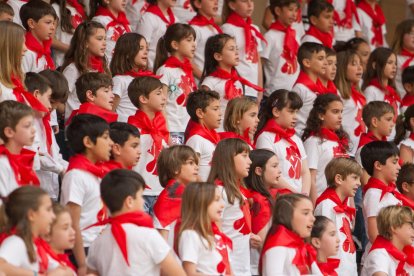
[89, 55, 105, 73]
[400, 48, 414, 70]
[145, 4, 175, 26]
[67, 154, 109, 178]
[219, 128, 255, 149]
[318, 258, 340, 276]
[184, 119, 220, 145]
[188, 14, 222, 34]
[323, 80, 338, 94]
[33, 238, 50, 274]
[362, 177, 398, 201]
[95, 6, 131, 33]
[396, 190, 414, 210]
[36, 238, 77, 272]
[66, 0, 86, 19]
[368, 79, 400, 117]
[357, 131, 386, 149]
[401, 94, 414, 107]
[0, 145, 39, 186]
[370, 236, 409, 275]
[357, 0, 386, 47]
[10, 75, 49, 113]
[65, 102, 118, 126]
[305, 25, 333, 48]
[122, 70, 162, 79]
[318, 127, 349, 155]
[42, 112, 53, 155]
[327, 0, 359, 28]
[351, 85, 366, 136]
[212, 222, 233, 275]
[101, 159, 124, 172]
[153, 180, 185, 227]
[295, 71, 326, 94]
[25, 32, 55, 70]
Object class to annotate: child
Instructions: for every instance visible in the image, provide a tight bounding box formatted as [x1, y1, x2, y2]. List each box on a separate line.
[261, 0, 300, 94]
[60, 114, 113, 274]
[127, 76, 169, 215]
[293, 42, 328, 134]
[302, 93, 349, 199]
[395, 105, 414, 164]
[255, 89, 311, 194]
[221, 0, 265, 100]
[0, 101, 39, 197]
[185, 89, 221, 181]
[20, 0, 57, 73]
[125, 0, 148, 31]
[357, 0, 387, 49]
[301, 0, 335, 49]
[344, 37, 371, 74]
[136, 0, 178, 70]
[155, 23, 197, 144]
[310, 216, 340, 276]
[91, 0, 131, 63]
[396, 163, 414, 208]
[221, 96, 259, 148]
[178, 181, 233, 276]
[361, 205, 414, 275]
[0, 2, 14, 21]
[86, 169, 186, 276]
[153, 145, 199, 246]
[314, 157, 362, 275]
[173, 0, 196, 22]
[320, 47, 338, 94]
[260, 193, 321, 275]
[400, 65, 414, 113]
[327, 0, 361, 43]
[62, 21, 109, 121]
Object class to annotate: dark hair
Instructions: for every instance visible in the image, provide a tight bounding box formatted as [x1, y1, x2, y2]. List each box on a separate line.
[127, 76, 163, 108]
[396, 163, 414, 193]
[362, 47, 396, 91]
[334, 50, 361, 99]
[0, 2, 14, 16]
[19, 0, 57, 30]
[109, 122, 140, 146]
[0, 100, 33, 142]
[66, 114, 109, 154]
[75, 72, 112, 103]
[325, 46, 336, 57]
[298, 42, 326, 70]
[50, 0, 77, 33]
[24, 72, 51, 95]
[360, 141, 399, 176]
[344, 37, 369, 51]
[153, 23, 196, 72]
[362, 101, 394, 128]
[402, 65, 414, 85]
[395, 105, 414, 145]
[391, 19, 414, 54]
[256, 89, 302, 138]
[269, 0, 299, 17]
[100, 169, 146, 213]
[110, 33, 147, 75]
[186, 89, 220, 122]
[307, 0, 334, 24]
[39, 69, 69, 102]
[311, 215, 332, 238]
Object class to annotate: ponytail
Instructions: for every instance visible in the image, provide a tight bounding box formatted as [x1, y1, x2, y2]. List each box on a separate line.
[153, 36, 169, 73]
[394, 105, 414, 145]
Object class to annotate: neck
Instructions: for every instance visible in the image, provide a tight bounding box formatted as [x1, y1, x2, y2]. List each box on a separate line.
[84, 151, 98, 165]
[382, 78, 389, 88]
[172, 52, 186, 62]
[114, 157, 127, 169]
[5, 141, 23, 155]
[157, 2, 170, 15]
[321, 78, 329, 86]
[370, 129, 385, 140]
[107, 6, 119, 17]
[199, 120, 213, 130]
[273, 118, 287, 129]
[336, 188, 347, 202]
[317, 251, 328, 263]
[111, 209, 134, 217]
[371, 173, 390, 185]
[50, 244, 65, 255]
[29, 31, 44, 44]
[198, 10, 213, 20]
[278, 19, 290, 28]
[140, 105, 156, 120]
[218, 63, 233, 73]
[306, 71, 318, 83]
[391, 236, 405, 251]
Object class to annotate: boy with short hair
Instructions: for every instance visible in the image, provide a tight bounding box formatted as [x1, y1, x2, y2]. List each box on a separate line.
[400, 66, 414, 113]
[293, 42, 328, 134]
[301, 0, 335, 48]
[86, 169, 186, 276]
[396, 163, 414, 208]
[0, 2, 14, 21]
[20, 0, 57, 72]
[315, 157, 362, 275]
[185, 89, 221, 181]
[61, 114, 114, 275]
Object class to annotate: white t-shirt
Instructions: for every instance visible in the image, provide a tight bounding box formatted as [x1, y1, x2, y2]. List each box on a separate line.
[407, 0, 414, 19]
[125, 0, 148, 31]
[357, 7, 388, 50]
[0, 155, 19, 197]
[63, 62, 81, 120]
[292, 83, 317, 136]
[401, 136, 414, 163]
[112, 75, 137, 122]
[172, 0, 196, 22]
[22, 49, 50, 73]
[186, 134, 216, 181]
[340, 96, 364, 156]
[361, 248, 414, 276]
[87, 224, 170, 276]
[331, 0, 361, 42]
[153, 216, 177, 248]
[8, 0, 26, 26]
[0, 83, 16, 102]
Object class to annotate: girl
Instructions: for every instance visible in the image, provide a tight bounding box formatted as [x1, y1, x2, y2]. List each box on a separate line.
[260, 193, 320, 275]
[207, 138, 259, 276]
[110, 33, 152, 122]
[221, 0, 265, 100]
[320, 48, 338, 94]
[334, 50, 366, 156]
[345, 37, 371, 75]
[220, 96, 259, 149]
[357, 0, 387, 50]
[91, 0, 131, 63]
[201, 34, 263, 132]
[61, 21, 109, 121]
[302, 94, 349, 200]
[154, 23, 197, 145]
[310, 216, 340, 276]
[391, 19, 414, 98]
[255, 89, 311, 195]
[178, 182, 232, 276]
[394, 105, 414, 164]
[153, 145, 199, 247]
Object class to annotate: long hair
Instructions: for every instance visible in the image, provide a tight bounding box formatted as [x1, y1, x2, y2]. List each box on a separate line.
[110, 33, 147, 75]
[334, 50, 362, 100]
[362, 47, 396, 91]
[395, 105, 414, 145]
[51, 0, 76, 33]
[224, 96, 258, 135]
[391, 19, 414, 54]
[222, 0, 236, 23]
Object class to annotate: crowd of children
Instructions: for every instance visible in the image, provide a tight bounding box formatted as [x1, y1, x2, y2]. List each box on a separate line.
[1, 0, 414, 275]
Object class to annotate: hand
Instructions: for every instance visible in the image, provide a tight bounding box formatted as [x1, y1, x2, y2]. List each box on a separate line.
[52, 125, 59, 134]
[250, 233, 262, 249]
[77, 265, 87, 276]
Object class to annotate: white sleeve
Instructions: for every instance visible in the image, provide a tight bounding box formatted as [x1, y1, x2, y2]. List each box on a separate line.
[178, 230, 202, 264]
[112, 76, 125, 97]
[363, 190, 381, 218]
[144, 229, 171, 265]
[186, 136, 203, 155]
[0, 236, 30, 267]
[136, 14, 156, 46]
[255, 132, 275, 152]
[362, 249, 391, 275]
[314, 201, 336, 221]
[61, 171, 86, 206]
[304, 138, 320, 170]
[86, 240, 98, 271]
[262, 247, 288, 276]
[22, 51, 35, 73]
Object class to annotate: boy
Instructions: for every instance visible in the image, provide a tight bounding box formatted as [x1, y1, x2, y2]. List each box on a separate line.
[20, 0, 57, 73]
[400, 66, 414, 113]
[293, 42, 327, 134]
[127, 76, 169, 215]
[0, 100, 38, 197]
[301, 0, 335, 49]
[315, 157, 362, 275]
[61, 114, 114, 275]
[320, 47, 338, 93]
[261, 0, 300, 94]
[189, 0, 222, 80]
[86, 169, 186, 276]
[0, 2, 14, 21]
[396, 163, 414, 208]
[357, 0, 387, 50]
[185, 89, 221, 181]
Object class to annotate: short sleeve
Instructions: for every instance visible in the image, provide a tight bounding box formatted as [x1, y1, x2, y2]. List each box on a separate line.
[304, 137, 320, 170]
[314, 200, 336, 221]
[255, 132, 275, 152]
[63, 64, 79, 95]
[61, 170, 86, 206]
[144, 229, 171, 264]
[22, 51, 36, 73]
[112, 76, 126, 97]
[363, 249, 391, 275]
[363, 190, 381, 218]
[0, 236, 31, 267]
[262, 247, 288, 276]
[178, 230, 202, 264]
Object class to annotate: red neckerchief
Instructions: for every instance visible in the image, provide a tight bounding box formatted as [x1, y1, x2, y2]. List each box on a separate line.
[400, 48, 414, 70]
[370, 235, 409, 275]
[404, 245, 414, 267]
[42, 112, 52, 155]
[295, 71, 326, 94]
[318, 127, 349, 154]
[67, 154, 109, 178]
[318, 258, 340, 276]
[65, 102, 118, 126]
[269, 21, 299, 74]
[37, 238, 77, 273]
[122, 70, 162, 79]
[212, 222, 233, 275]
[351, 85, 366, 136]
[153, 180, 185, 227]
[316, 187, 356, 221]
[210, 67, 263, 99]
[323, 80, 338, 94]
[25, 32, 55, 70]
[10, 75, 49, 113]
[86, 211, 153, 266]
[368, 79, 400, 118]
[184, 119, 220, 145]
[401, 93, 414, 107]
[0, 145, 39, 186]
[362, 177, 397, 201]
[66, 0, 86, 19]
[101, 159, 124, 172]
[145, 4, 175, 26]
[327, 0, 359, 28]
[219, 128, 255, 149]
[259, 225, 317, 275]
[33, 237, 50, 274]
[305, 25, 333, 48]
[89, 55, 105, 73]
[395, 190, 414, 210]
[188, 14, 222, 34]
[225, 12, 266, 55]
[95, 6, 131, 33]
[357, 0, 386, 47]
[357, 131, 386, 149]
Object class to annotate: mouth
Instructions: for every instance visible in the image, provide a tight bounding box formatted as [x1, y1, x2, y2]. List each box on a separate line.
[307, 224, 313, 231]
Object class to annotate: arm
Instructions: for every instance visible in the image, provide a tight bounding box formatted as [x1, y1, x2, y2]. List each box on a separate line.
[367, 216, 379, 244]
[182, 262, 208, 276]
[160, 252, 186, 276]
[0, 259, 43, 276]
[361, 169, 370, 186]
[399, 144, 413, 164]
[157, 229, 169, 241]
[373, 273, 387, 276]
[309, 169, 318, 204]
[192, 63, 203, 80]
[66, 202, 87, 276]
[52, 38, 70, 53]
[86, 268, 99, 276]
[112, 95, 120, 112]
[301, 160, 311, 196]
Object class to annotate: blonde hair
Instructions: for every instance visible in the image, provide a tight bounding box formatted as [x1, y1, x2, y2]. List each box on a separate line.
[325, 158, 362, 188]
[224, 97, 258, 135]
[51, 203, 69, 230]
[377, 205, 414, 240]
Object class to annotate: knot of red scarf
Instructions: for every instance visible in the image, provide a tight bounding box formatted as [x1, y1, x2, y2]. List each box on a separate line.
[212, 222, 233, 275]
[153, 180, 185, 227]
[189, 14, 222, 34]
[316, 187, 355, 221]
[11, 75, 49, 113]
[95, 6, 131, 33]
[220, 128, 255, 149]
[67, 154, 110, 178]
[327, 0, 359, 28]
[357, 0, 385, 47]
[319, 127, 349, 154]
[25, 32, 55, 70]
[89, 55, 105, 73]
[306, 25, 333, 48]
[368, 79, 400, 118]
[351, 85, 366, 136]
[400, 48, 414, 70]
[295, 71, 327, 94]
[362, 177, 397, 201]
[146, 4, 175, 26]
[184, 119, 220, 145]
[318, 258, 340, 276]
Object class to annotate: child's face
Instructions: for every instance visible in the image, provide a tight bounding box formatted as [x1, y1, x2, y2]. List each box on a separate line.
[291, 198, 315, 239]
[374, 112, 395, 137]
[310, 10, 334, 33]
[403, 27, 414, 52]
[228, 0, 254, 18]
[200, 99, 222, 129]
[194, 0, 219, 18]
[346, 55, 363, 85]
[320, 100, 343, 131]
[134, 38, 148, 69]
[275, 3, 298, 27]
[88, 130, 114, 162]
[143, 86, 167, 112]
[176, 157, 199, 185]
[233, 150, 252, 178]
[216, 38, 239, 67]
[49, 212, 75, 252]
[108, 0, 127, 12]
[30, 15, 55, 41]
[87, 28, 106, 57]
[29, 195, 55, 237]
[0, 12, 13, 22]
[323, 55, 337, 81]
[273, 105, 298, 129]
[116, 135, 141, 168]
[130, 188, 145, 211]
[377, 155, 400, 183]
[393, 221, 414, 247]
[402, 182, 414, 201]
[262, 155, 282, 188]
[34, 88, 52, 112]
[92, 86, 115, 111]
[356, 42, 371, 72]
[176, 35, 196, 59]
[307, 50, 327, 76]
[6, 115, 36, 147]
[383, 54, 397, 80]
[338, 173, 361, 198]
[238, 104, 259, 136]
[207, 187, 225, 223]
[50, 99, 65, 114]
[313, 221, 340, 258]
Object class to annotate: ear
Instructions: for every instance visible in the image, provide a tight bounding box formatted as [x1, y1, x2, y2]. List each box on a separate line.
[255, 166, 263, 176]
[214, 52, 223, 62]
[124, 195, 134, 210]
[373, 160, 383, 172]
[228, 1, 237, 11]
[3, 126, 15, 139]
[274, 6, 282, 17]
[85, 90, 95, 102]
[111, 143, 122, 156]
[309, 15, 318, 26]
[372, 62, 376, 70]
[371, 117, 378, 128]
[193, 0, 202, 10]
[83, 136, 94, 149]
[33, 89, 42, 99]
[310, 237, 321, 249]
[27, 18, 36, 30]
[302, 58, 311, 69]
[271, 107, 280, 118]
[195, 107, 204, 120]
[402, 182, 411, 194]
[318, 112, 325, 121]
[27, 208, 36, 222]
[334, 174, 343, 186]
[403, 83, 413, 93]
[171, 40, 179, 51]
[138, 95, 149, 105]
[410, 117, 414, 129]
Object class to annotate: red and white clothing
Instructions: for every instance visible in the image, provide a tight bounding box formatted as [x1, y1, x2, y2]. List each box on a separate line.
[255, 120, 307, 192]
[357, 0, 387, 50]
[315, 188, 357, 275]
[66, 102, 118, 126]
[301, 25, 335, 48]
[173, 0, 196, 22]
[221, 13, 265, 98]
[401, 93, 414, 114]
[400, 134, 414, 163]
[22, 32, 55, 73]
[355, 131, 387, 166]
[317, 259, 340, 276]
[396, 50, 414, 98]
[328, 0, 361, 42]
[125, 0, 148, 31]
